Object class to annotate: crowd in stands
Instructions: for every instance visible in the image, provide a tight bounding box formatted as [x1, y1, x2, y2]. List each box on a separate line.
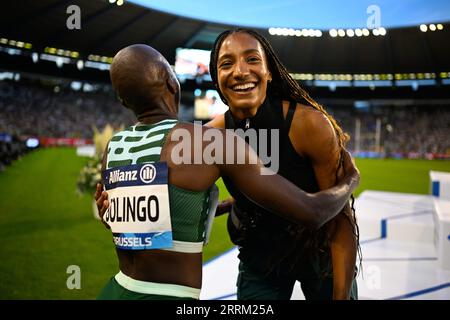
[0, 79, 449, 166]
[0, 80, 135, 139]
[0, 135, 28, 172]
[0, 79, 135, 171]
[329, 104, 450, 157]
[378, 106, 449, 157]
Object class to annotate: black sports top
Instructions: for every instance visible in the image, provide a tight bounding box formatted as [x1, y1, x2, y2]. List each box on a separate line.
[223, 95, 320, 247]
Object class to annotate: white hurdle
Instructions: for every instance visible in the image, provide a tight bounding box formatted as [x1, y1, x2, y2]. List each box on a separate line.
[433, 198, 450, 270]
[430, 171, 450, 270]
[430, 170, 450, 200]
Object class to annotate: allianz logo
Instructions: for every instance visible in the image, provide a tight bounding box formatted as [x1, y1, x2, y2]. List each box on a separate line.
[109, 164, 156, 184]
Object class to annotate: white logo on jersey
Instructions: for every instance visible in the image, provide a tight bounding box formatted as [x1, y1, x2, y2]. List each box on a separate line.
[140, 164, 156, 184]
[109, 169, 137, 184]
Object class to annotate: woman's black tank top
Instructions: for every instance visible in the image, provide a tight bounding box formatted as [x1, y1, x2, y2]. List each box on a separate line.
[223, 95, 320, 246]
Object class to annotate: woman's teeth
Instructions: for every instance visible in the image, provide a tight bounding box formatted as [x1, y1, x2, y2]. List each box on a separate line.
[232, 83, 256, 91]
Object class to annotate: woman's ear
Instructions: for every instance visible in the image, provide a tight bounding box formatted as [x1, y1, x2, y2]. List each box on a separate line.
[166, 78, 176, 94]
[166, 76, 178, 95]
[166, 75, 180, 113]
[268, 72, 272, 83]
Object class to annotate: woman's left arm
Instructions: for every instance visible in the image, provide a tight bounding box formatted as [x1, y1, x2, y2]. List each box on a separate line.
[289, 105, 357, 300]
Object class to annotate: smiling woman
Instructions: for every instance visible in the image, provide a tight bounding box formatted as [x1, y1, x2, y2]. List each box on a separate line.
[216, 32, 272, 118]
[206, 28, 361, 300]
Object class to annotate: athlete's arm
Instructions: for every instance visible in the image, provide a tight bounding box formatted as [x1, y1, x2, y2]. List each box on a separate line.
[205, 114, 234, 216]
[289, 106, 358, 300]
[95, 143, 110, 229]
[96, 124, 359, 230]
[218, 131, 359, 230]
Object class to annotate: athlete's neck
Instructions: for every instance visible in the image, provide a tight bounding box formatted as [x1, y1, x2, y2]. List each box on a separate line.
[137, 111, 177, 125]
[228, 106, 259, 120]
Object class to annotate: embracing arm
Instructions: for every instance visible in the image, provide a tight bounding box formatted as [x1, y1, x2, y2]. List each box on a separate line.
[218, 132, 359, 230]
[205, 114, 235, 216]
[290, 106, 358, 300]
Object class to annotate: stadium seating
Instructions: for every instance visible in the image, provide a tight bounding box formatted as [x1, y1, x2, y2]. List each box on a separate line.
[1, 79, 449, 160]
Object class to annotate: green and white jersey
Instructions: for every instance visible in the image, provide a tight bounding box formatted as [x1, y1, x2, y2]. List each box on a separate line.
[106, 119, 215, 253]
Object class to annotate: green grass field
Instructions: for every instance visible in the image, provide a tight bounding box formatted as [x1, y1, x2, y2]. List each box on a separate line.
[0, 147, 449, 299]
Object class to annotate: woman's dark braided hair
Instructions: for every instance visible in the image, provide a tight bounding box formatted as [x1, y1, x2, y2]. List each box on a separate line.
[210, 28, 361, 275]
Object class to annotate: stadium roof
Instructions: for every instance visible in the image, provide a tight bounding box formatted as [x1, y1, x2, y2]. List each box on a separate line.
[130, 0, 450, 30]
[1, 0, 450, 74]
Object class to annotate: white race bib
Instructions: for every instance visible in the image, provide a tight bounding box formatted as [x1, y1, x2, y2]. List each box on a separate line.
[102, 162, 173, 250]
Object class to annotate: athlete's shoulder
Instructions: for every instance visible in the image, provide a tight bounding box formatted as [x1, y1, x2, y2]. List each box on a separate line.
[205, 114, 225, 129]
[172, 121, 212, 133]
[282, 100, 336, 156]
[167, 122, 227, 146]
[106, 126, 134, 147]
[281, 100, 332, 131]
